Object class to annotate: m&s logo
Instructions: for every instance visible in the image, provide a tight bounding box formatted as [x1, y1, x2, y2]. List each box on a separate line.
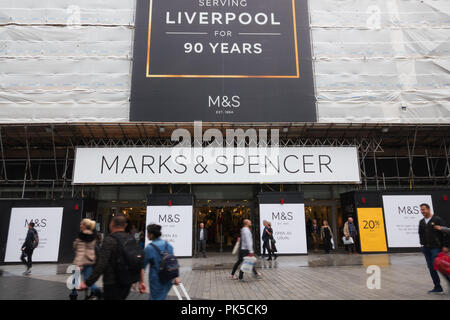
[271, 212, 293, 221]
[24, 218, 47, 228]
[397, 206, 420, 215]
[159, 214, 181, 223]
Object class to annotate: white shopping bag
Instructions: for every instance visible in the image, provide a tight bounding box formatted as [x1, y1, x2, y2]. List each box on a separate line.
[173, 283, 191, 300]
[342, 236, 354, 245]
[331, 238, 335, 250]
[232, 239, 240, 255]
[240, 256, 257, 273]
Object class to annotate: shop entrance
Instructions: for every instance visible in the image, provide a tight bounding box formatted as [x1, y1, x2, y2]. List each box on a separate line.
[96, 200, 147, 236]
[304, 200, 342, 251]
[194, 199, 254, 253]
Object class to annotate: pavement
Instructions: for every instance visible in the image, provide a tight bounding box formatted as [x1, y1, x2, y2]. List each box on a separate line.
[0, 252, 449, 300]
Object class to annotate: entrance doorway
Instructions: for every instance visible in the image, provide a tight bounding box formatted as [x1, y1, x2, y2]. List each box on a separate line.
[195, 199, 254, 253]
[96, 200, 147, 236]
[304, 200, 342, 251]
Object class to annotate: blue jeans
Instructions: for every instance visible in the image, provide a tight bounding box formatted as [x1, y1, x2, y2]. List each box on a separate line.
[422, 247, 450, 288]
[81, 265, 99, 292]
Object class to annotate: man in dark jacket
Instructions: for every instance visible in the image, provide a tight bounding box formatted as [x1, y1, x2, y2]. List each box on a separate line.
[21, 222, 38, 276]
[418, 203, 449, 294]
[80, 215, 132, 300]
[197, 223, 208, 258]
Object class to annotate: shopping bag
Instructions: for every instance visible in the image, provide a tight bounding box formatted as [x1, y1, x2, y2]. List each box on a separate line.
[173, 283, 191, 300]
[240, 256, 257, 273]
[342, 236, 354, 245]
[232, 239, 240, 255]
[433, 252, 450, 276]
[330, 238, 335, 250]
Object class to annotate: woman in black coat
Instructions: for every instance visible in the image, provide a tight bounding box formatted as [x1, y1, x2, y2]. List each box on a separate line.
[267, 222, 278, 260]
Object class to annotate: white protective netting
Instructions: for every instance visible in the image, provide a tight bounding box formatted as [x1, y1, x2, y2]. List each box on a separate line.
[310, 0, 450, 123]
[0, 0, 135, 122]
[0, 0, 449, 123]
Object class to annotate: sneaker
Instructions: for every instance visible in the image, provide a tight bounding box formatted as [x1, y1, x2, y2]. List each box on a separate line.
[22, 269, 31, 276]
[428, 287, 443, 294]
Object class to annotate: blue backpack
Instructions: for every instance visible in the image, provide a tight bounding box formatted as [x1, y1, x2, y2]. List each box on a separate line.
[150, 241, 180, 283]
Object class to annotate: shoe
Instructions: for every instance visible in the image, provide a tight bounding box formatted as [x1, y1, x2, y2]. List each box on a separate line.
[92, 290, 103, 300]
[428, 287, 443, 294]
[238, 278, 246, 282]
[267, 258, 272, 261]
[22, 269, 31, 276]
[253, 272, 262, 279]
[230, 275, 238, 280]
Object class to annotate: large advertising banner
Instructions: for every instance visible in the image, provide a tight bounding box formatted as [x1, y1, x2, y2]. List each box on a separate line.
[356, 208, 387, 253]
[382, 195, 433, 248]
[5, 207, 64, 262]
[146, 205, 193, 256]
[259, 203, 307, 254]
[73, 147, 360, 184]
[130, 0, 315, 122]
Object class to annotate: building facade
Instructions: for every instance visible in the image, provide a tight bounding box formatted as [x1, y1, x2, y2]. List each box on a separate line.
[0, 0, 449, 261]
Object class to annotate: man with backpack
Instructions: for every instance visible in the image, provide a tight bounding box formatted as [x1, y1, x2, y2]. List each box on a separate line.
[21, 222, 38, 276]
[80, 215, 144, 300]
[139, 224, 180, 300]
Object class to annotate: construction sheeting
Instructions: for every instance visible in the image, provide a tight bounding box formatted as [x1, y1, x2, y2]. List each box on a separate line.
[310, 0, 450, 123]
[0, 1, 134, 123]
[0, 0, 449, 123]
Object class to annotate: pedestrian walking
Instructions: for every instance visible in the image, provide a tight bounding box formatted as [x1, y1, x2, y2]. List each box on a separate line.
[197, 222, 208, 258]
[140, 224, 180, 300]
[262, 220, 272, 260]
[306, 218, 312, 249]
[230, 219, 262, 281]
[139, 232, 145, 249]
[267, 222, 277, 260]
[419, 203, 449, 294]
[310, 219, 321, 253]
[21, 222, 38, 276]
[80, 215, 144, 300]
[343, 217, 358, 254]
[321, 220, 334, 254]
[73, 219, 102, 299]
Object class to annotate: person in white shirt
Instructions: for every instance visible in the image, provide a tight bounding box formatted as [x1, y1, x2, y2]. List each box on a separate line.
[197, 223, 208, 258]
[230, 219, 262, 281]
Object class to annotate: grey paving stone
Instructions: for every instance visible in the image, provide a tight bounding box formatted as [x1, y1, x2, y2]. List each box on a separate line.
[0, 253, 449, 300]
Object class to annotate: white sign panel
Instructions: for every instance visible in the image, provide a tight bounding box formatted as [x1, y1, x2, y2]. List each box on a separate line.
[259, 203, 307, 254]
[382, 195, 433, 248]
[146, 205, 193, 257]
[5, 207, 64, 262]
[73, 147, 360, 184]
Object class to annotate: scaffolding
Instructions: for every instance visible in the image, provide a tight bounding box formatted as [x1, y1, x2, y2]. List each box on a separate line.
[0, 123, 448, 199]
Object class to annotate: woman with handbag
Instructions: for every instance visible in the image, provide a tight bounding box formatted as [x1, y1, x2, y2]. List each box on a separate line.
[73, 219, 102, 299]
[267, 222, 277, 260]
[320, 220, 333, 254]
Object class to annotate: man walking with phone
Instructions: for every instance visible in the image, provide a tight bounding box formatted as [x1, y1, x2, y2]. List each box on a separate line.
[418, 203, 449, 294]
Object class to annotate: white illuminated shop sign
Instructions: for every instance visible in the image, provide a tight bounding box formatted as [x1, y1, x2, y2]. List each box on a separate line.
[146, 205, 193, 257]
[259, 203, 307, 254]
[73, 147, 360, 184]
[5, 207, 64, 262]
